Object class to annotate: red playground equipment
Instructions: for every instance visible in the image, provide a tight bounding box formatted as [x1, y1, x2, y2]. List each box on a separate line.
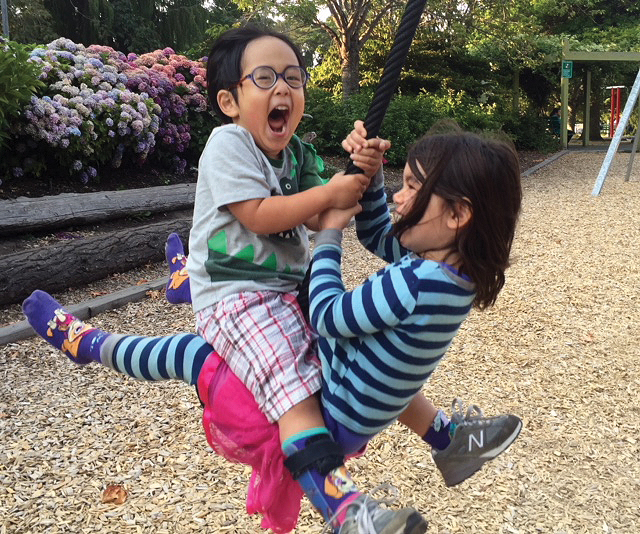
[607, 85, 625, 137]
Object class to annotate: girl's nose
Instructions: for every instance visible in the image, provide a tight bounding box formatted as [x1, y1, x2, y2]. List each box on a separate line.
[393, 188, 406, 205]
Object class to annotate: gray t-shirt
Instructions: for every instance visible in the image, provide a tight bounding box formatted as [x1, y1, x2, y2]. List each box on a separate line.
[187, 124, 325, 313]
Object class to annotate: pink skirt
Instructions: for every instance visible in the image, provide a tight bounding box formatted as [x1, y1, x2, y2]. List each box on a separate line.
[197, 352, 303, 533]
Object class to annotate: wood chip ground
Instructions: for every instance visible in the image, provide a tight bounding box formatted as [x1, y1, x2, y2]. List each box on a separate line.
[1, 152, 640, 533]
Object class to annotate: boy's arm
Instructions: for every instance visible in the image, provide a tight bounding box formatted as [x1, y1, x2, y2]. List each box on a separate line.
[304, 121, 390, 232]
[228, 171, 369, 235]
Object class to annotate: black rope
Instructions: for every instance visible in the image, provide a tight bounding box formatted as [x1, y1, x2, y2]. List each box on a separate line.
[345, 0, 427, 175]
[297, 0, 427, 320]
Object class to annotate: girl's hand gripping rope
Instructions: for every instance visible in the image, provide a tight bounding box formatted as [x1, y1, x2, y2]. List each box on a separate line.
[342, 120, 391, 178]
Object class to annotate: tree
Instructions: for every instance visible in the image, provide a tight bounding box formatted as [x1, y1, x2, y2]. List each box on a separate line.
[41, 0, 212, 53]
[6, 0, 58, 44]
[235, 0, 405, 98]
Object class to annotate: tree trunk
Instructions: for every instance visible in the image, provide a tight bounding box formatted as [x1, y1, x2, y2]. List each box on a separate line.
[341, 43, 361, 98]
[0, 183, 195, 236]
[0, 218, 191, 306]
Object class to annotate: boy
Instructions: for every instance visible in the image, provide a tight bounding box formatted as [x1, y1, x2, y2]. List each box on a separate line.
[186, 25, 426, 533]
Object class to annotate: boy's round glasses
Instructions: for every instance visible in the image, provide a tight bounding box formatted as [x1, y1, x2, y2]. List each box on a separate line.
[230, 65, 308, 90]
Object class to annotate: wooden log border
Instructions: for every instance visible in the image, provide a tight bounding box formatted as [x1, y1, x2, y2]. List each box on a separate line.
[1, 218, 191, 306]
[0, 183, 195, 236]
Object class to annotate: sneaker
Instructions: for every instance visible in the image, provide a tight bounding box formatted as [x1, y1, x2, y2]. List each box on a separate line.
[432, 399, 522, 487]
[332, 485, 428, 534]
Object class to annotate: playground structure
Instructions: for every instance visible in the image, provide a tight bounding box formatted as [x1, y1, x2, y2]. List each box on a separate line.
[607, 85, 625, 137]
[592, 67, 640, 195]
[559, 41, 640, 149]
[558, 42, 640, 195]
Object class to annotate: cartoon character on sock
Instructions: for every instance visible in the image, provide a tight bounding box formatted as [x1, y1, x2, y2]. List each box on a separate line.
[46, 308, 95, 360]
[168, 253, 189, 291]
[325, 466, 358, 498]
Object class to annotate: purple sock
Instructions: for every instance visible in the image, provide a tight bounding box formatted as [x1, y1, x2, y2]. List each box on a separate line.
[165, 232, 191, 304]
[423, 410, 452, 450]
[22, 290, 110, 364]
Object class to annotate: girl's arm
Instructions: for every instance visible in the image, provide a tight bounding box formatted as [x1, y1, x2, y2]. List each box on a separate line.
[355, 168, 410, 264]
[309, 229, 418, 339]
[341, 120, 408, 263]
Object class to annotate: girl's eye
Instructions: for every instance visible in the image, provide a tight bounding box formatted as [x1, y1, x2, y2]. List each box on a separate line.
[405, 179, 418, 191]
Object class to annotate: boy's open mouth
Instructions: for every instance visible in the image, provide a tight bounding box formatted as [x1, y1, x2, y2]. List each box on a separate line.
[268, 106, 290, 133]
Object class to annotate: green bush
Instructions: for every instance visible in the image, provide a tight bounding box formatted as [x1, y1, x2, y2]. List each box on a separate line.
[500, 110, 560, 152]
[304, 88, 505, 166]
[0, 39, 45, 155]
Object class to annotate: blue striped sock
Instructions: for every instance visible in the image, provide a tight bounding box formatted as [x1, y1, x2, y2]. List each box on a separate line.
[102, 333, 213, 385]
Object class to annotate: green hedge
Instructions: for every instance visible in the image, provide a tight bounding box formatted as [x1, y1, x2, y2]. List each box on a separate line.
[304, 88, 514, 166]
[0, 39, 45, 155]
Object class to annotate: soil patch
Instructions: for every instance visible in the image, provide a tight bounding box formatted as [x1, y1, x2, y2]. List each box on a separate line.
[0, 166, 198, 201]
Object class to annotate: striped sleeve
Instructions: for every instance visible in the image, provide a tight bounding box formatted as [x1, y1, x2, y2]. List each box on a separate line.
[310, 242, 419, 339]
[355, 169, 408, 263]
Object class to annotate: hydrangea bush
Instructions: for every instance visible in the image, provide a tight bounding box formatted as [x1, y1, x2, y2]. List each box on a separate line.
[126, 47, 209, 173]
[4, 38, 216, 185]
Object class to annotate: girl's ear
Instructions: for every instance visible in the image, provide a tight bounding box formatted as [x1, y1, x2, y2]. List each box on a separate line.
[217, 89, 239, 120]
[447, 199, 472, 230]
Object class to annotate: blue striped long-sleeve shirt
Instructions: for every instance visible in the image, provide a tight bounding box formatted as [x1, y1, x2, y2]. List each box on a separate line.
[309, 170, 476, 435]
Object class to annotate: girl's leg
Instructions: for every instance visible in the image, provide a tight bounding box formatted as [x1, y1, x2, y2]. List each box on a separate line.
[398, 393, 522, 487]
[22, 290, 211, 385]
[398, 394, 452, 451]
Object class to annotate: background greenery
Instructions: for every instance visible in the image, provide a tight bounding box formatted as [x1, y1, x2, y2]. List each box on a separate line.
[1, 0, 640, 186]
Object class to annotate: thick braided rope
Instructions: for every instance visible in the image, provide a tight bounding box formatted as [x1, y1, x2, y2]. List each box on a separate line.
[345, 0, 427, 174]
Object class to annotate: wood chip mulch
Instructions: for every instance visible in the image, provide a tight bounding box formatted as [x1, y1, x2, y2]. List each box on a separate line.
[1, 151, 640, 533]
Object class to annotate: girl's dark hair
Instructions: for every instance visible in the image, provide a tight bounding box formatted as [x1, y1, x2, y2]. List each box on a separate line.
[393, 120, 522, 309]
[206, 25, 306, 123]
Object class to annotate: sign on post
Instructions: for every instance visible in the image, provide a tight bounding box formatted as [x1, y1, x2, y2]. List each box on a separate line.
[562, 60, 573, 78]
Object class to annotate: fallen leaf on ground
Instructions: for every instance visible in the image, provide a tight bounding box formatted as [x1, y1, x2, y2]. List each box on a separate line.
[102, 484, 127, 504]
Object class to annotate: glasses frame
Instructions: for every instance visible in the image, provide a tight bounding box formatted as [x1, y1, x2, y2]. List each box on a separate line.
[229, 65, 309, 91]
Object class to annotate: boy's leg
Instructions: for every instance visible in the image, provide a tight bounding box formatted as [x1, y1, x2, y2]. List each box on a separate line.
[280, 397, 427, 533]
[164, 232, 312, 320]
[399, 394, 522, 487]
[165, 232, 191, 304]
[23, 290, 211, 385]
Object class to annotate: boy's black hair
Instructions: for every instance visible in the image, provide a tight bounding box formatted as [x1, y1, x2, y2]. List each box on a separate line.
[393, 120, 522, 310]
[206, 25, 307, 123]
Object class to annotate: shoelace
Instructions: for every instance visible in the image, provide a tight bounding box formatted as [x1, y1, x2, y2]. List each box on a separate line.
[322, 482, 399, 534]
[450, 398, 485, 435]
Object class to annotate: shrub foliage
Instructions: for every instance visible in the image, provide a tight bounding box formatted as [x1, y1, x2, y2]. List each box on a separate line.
[1, 37, 556, 188]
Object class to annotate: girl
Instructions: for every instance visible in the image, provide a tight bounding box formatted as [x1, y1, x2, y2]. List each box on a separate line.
[23, 121, 522, 533]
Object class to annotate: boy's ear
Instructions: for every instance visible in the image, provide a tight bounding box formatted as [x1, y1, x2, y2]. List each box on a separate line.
[448, 199, 472, 230]
[217, 89, 239, 120]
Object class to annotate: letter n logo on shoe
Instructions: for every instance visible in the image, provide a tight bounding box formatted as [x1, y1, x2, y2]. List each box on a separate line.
[468, 430, 484, 451]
